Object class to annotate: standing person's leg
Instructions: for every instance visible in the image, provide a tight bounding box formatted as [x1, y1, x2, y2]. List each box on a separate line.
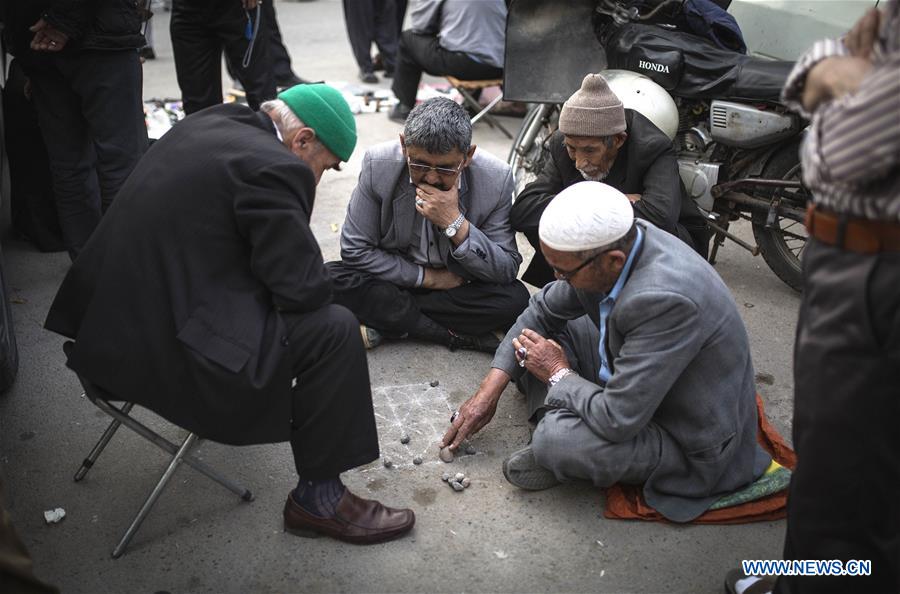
[220, 2, 276, 110]
[27, 61, 100, 260]
[282, 304, 415, 543]
[776, 241, 900, 594]
[394, 0, 407, 32]
[342, 0, 377, 80]
[372, 0, 399, 74]
[170, 1, 223, 114]
[72, 50, 148, 213]
[264, 0, 303, 87]
[391, 30, 435, 113]
[413, 280, 530, 336]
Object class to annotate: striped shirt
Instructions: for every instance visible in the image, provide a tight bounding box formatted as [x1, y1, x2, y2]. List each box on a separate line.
[781, 0, 900, 222]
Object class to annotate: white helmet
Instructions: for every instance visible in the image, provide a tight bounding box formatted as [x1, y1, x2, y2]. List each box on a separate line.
[600, 69, 679, 140]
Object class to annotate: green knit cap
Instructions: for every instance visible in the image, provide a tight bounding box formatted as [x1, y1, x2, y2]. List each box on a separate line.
[277, 83, 357, 162]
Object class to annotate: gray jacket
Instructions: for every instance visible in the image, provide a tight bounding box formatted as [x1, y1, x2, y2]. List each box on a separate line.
[409, 0, 507, 68]
[493, 221, 770, 521]
[340, 141, 521, 287]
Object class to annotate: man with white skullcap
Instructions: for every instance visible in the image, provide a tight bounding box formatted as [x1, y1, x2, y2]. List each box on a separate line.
[442, 181, 769, 522]
[510, 73, 709, 288]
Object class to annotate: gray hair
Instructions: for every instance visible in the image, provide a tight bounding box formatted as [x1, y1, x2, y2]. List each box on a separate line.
[260, 99, 305, 138]
[403, 97, 472, 155]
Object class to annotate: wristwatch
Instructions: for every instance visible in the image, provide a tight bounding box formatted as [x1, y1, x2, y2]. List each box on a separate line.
[444, 213, 466, 238]
[548, 367, 575, 387]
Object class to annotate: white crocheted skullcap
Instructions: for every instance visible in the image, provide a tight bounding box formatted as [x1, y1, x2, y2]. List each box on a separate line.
[539, 181, 634, 252]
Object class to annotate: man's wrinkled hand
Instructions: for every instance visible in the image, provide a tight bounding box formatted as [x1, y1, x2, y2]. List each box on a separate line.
[415, 182, 461, 229]
[422, 268, 466, 290]
[512, 328, 570, 384]
[441, 390, 499, 451]
[30, 19, 69, 52]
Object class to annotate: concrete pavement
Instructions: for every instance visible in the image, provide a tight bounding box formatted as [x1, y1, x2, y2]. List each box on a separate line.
[0, 2, 800, 592]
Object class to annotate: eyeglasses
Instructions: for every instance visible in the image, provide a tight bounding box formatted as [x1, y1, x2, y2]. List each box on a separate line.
[406, 158, 464, 177]
[551, 251, 605, 281]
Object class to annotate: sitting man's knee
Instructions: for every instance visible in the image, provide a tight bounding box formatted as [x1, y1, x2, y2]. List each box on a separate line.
[531, 416, 572, 470]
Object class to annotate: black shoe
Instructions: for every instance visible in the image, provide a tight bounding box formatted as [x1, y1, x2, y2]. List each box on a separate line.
[383, 68, 394, 79]
[448, 330, 501, 354]
[359, 70, 378, 84]
[372, 53, 385, 71]
[276, 74, 308, 89]
[140, 46, 156, 60]
[388, 103, 411, 123]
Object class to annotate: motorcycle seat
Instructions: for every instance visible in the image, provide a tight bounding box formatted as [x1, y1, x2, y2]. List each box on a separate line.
[728, 58, 794, 103]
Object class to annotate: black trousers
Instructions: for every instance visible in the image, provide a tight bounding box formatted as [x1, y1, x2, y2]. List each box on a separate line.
[27, 50, 147, 260]
[342, 0, 399, 73]
[284, 304, 379, 478]
[391, 30, 503, 109]
[170, 0, 276, 114]
[265, 0, 297, 84]
[775, 239, 900, 593]
[225, 0, 299, 87]
[327, 261, 530, 337]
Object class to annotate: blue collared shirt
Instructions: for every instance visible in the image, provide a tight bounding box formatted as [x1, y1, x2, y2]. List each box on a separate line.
[598, 227, 644, 384]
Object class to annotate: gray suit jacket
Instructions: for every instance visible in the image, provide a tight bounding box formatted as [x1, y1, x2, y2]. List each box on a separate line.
[340, 140, 521, 287]
[493, 221, 770, 521]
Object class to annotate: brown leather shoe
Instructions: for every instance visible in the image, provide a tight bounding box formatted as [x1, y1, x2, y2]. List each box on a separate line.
[283, 489, 415, 544]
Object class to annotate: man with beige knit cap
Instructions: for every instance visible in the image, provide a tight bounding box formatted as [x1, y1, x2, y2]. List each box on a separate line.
[510, 74, 709, 287]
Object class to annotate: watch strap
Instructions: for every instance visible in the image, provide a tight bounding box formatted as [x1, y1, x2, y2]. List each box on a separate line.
[548, 367, 575, 387]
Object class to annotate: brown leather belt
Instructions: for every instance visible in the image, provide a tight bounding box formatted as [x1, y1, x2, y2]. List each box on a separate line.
[805, 204, 900, 253]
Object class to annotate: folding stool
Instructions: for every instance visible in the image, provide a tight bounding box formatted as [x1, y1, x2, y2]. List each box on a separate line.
[65, 342, 254, 558]
[445, 76, 514, 139]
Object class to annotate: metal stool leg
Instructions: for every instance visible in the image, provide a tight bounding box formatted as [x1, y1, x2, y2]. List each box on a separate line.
[471, 93, 513, 138]
[457, 87, 513, 139]
[92, 398, 254, 502]
[74, 402, 135, 482]
[112, 432, 198, 558]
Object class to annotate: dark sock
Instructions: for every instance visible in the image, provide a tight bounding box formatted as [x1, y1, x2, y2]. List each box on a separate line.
[408, 314, 452, 346]
[291, 476, 346, 518]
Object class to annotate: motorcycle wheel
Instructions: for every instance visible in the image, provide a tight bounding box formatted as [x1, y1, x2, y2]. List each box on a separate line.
[508, 104, 558, 197]
[751, 141, 810, 293]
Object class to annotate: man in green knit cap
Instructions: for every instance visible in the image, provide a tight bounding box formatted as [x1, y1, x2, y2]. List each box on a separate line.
[44, 84, 416, 545]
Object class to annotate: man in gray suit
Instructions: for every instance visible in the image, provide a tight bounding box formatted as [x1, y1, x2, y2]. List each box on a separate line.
[329, 98, 530, 353]
[442, 181, 770, 522]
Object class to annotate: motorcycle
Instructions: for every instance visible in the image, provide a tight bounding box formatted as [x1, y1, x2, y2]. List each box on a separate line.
[505, 0, 810, 291]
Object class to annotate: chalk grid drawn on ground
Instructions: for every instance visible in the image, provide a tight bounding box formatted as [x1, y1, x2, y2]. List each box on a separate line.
[354, 383, 454, 472]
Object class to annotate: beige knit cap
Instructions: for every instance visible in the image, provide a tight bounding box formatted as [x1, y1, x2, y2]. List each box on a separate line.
[558, 74, 626, 137]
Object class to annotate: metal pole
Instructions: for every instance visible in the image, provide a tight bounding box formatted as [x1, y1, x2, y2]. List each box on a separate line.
[112, 433, 198, 558]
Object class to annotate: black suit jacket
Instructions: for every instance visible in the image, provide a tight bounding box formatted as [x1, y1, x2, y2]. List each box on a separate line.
[45, 104, 331, 445]
[510, 109, 707, 287]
